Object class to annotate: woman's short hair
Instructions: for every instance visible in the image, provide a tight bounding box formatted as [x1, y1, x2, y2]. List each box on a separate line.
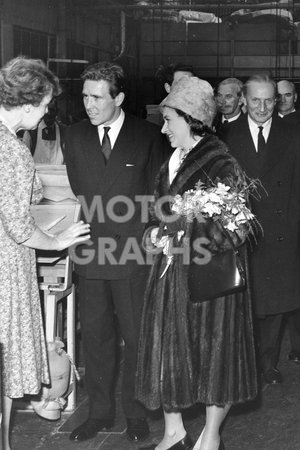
[175, 108, 214, 136]
[81, 61, 126, 99]
[0, 56, 61, 109]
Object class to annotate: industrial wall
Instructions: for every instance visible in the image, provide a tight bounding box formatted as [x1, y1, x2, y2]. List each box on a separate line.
[1, 1, 300, 117]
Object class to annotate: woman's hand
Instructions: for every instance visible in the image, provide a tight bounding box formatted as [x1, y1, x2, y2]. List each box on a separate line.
[150, 227, 169, 248]
[54, 221, 91, 251]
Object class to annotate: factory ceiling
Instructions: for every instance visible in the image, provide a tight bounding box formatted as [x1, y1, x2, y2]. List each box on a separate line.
[70, 1, 299, 23]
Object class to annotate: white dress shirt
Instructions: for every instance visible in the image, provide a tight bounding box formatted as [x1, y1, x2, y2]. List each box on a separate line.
[222, 111, 241, 123]
[248, 115, 272, 152]
[278, 109, 295, 118]
[168, 138, 202, 184]
[97, 109, 125, 149]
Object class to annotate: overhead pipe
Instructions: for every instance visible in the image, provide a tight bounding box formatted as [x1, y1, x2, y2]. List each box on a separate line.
[73, 2, 299, 12]
[114, 10, 126, 60]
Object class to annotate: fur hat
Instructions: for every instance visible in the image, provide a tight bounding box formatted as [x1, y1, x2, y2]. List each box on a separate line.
[160, 76, 216, 126]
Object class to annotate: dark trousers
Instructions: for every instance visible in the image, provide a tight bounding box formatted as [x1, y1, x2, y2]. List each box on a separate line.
[78, 274, 148, 419]
[256, 308, 300, 371]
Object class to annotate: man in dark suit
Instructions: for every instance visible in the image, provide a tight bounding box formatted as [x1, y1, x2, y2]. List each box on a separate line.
[277, 79, 300, 125]
[65, 62, 168, 442]
[219, 73, 300, 385]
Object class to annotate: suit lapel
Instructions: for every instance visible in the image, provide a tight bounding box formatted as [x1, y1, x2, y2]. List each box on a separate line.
[82, 122, 106, 191]
[261, 117, 286, 177]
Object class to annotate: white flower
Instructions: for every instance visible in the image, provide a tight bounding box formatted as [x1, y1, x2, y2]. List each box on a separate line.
[236, 211, 254, 222]
[169, 182, 254, 232]
[202, 202, 222, 216]
[225, 221, 239, 232]
[214, 182, 231, 195]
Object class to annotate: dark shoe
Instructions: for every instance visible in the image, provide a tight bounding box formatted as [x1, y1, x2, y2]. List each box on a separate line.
[126, 417, 150, 442]
[262, 367, 282, 384]
[69, 418, 114, 441]
[219, 439, 225, 450]
[288, 350, 300, 364]
[139, 433, 193, 450]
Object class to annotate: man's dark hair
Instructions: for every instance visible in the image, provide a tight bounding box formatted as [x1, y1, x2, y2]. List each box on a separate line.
[81, 61, 126, 99]
[155, 62, 195, 85]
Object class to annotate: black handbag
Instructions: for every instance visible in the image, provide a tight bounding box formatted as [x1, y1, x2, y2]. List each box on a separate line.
[188, 224, 246, 304]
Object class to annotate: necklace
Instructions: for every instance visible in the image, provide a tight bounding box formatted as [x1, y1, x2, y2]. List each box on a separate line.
[178, 146, 193, 165]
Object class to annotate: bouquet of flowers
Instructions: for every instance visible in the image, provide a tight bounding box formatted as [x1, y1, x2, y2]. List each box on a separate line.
[171, 180, 256, 233]
[156, 179, 261, 278]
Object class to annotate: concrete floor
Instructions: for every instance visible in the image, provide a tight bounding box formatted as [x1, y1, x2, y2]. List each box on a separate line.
[10, 330, 300, 450]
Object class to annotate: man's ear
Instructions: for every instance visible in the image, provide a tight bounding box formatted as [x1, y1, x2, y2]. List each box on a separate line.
[164, 82, 171, 93]
[241, 93, 246, 107]
[115, 91, 125, 107]
[295, 93, 298, 103]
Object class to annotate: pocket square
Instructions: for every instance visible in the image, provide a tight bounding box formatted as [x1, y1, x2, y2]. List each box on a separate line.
[126, 164, 135, 167]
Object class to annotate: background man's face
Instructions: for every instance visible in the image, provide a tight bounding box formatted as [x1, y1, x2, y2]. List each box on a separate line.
[277, 81, 297, 115]
[216, 83, 242, 118]
[245, 81, 276, 125]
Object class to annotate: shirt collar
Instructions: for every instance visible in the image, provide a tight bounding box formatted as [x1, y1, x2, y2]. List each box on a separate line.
[248, 115, 272, 132]
[248, 115, 272, 151]
[278, 109, 296, 118]
[222, 111, 241, 123]
[97, 109, 125, 148]
[98, 109, 124, 133]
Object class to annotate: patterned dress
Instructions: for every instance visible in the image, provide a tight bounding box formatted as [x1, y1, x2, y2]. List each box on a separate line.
[0, 122, 49, 398]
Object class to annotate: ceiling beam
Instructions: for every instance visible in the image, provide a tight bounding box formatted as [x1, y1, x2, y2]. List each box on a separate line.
[71, 2, 300, 12]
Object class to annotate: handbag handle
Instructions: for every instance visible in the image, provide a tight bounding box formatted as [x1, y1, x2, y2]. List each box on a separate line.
[215, 221, 246, 283]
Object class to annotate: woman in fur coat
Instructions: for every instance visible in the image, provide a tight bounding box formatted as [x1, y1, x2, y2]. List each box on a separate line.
[136, 77, 258, 450]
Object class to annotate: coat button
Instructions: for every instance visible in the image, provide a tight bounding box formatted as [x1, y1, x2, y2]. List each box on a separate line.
[277, 236, 284, 241]
[275, 209, 282, 214]
[277, 181, 282, 186]
[114, 234, 121, 240]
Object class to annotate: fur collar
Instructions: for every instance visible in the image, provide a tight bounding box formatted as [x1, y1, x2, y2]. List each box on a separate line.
[155, 134, 233, 200]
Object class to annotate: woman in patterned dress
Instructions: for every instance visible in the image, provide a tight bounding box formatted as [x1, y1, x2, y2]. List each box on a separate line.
[0, 56, 90, 449]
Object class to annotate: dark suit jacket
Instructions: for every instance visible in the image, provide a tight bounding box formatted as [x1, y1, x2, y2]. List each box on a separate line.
[65, 113, 169, 279]
[213, 111, 244, 136]
[219, 114, 300, 315]
[279, 110, 300, 126]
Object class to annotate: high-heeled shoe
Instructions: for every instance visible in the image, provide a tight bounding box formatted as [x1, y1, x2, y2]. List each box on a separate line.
[139, 433, 193, 450]
[192, 427, 204, 450]
[193, 432, 224, 450]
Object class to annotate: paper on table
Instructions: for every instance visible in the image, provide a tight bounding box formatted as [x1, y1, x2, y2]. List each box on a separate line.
[45, 215, 66, 231]
[30, 203, 81, 234]
[35, 164, 77, 202]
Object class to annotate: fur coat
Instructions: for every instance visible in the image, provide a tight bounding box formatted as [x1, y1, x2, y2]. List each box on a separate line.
[136, 134, 258, 411]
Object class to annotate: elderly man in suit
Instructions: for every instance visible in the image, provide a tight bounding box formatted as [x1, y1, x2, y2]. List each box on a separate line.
[277, 79, 300, 125]
[65, 61, 168, 443]
[219, 73, 300, 385]
[214, 77, 244, 134]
